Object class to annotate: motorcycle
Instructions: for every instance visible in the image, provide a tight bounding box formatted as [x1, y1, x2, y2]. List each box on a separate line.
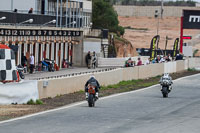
[42, 59, 55, 72]
[87, 83, 97, 107]
[16, 65, 25, 79]
[159, 74, 172, 98]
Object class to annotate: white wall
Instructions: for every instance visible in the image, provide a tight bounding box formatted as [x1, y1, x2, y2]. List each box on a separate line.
[0, 0, 36, 12]
[164, 61, 176, 73]
[83, 0, 92, 12]
[0, 80, 38, 104]
[183, 46, 193, 57]
[84, 41, 101, 54]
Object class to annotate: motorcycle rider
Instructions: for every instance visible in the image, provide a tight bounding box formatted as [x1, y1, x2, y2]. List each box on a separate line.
[159, 73, 173, 91]
[85, 75, 100, 99]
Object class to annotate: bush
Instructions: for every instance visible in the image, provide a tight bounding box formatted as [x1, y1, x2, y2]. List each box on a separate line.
[27, 99, 35, 105]
[188, 68, 196, 72]
[193, 49, 199, 57]
[117, 26, 125, 36]
[27, 99, 43, 105]
[36, 99, 43, 105]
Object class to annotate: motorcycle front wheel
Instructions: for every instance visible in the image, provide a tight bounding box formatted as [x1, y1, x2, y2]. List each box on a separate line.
[162, 87, 168, 98]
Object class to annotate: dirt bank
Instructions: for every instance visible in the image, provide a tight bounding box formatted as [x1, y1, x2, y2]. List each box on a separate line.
[118, 16, 200, 56]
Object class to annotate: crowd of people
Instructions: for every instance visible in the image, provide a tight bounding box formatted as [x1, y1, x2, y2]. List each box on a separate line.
[124, 53, 183, 67]
[85, 51, 97, 69]
[21, 53, 35, 74]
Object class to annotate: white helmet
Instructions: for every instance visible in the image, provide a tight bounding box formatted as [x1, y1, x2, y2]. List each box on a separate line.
[90, 75, 95, 78]
[163, 73, 169, 78]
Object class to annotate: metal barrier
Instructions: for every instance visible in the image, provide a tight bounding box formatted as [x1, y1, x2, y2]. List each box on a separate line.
[34, 67, 118, 80]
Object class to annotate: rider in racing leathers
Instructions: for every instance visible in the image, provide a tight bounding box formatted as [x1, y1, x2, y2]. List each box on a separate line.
[85, 75, 100, 99]
[159, 73, 173, 91]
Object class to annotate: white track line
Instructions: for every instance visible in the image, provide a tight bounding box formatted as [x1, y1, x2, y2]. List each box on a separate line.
[0, 73, 200, 125]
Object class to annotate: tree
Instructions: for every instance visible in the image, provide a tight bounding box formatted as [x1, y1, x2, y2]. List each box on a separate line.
[92, 0, 124, 36]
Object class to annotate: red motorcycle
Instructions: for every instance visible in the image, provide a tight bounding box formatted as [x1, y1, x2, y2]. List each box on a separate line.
[87, 84, 97, 107]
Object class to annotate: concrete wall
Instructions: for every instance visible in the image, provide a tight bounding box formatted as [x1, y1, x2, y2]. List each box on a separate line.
[188, 58, 196, 68]
[164, 61, 176, 73]
[113, 6, 200, 17]
[73, 35, 84, 66]
[0, 0, 35, 11]
[38, 58, 200, 99]
[176, 60, 185, 72]
[138, 63, 164, 79]
[83, 0, 92, 12]
[98, 56, 149, 67]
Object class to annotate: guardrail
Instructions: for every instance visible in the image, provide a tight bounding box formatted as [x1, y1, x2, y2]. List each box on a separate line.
[34, 67, 118, 80]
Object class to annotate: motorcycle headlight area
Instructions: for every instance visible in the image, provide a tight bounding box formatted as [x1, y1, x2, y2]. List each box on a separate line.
[162, 79, 170, 85]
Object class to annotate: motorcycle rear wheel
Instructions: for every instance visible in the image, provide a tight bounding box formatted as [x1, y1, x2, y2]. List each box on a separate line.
[88, 94, 95, 107]
[19, 72, 25, 79]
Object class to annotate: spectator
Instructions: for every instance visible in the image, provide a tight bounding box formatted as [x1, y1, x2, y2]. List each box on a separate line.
[137, 57, 143, 66]
[145, 58, 150, 65]
[85, 51, 91, 69]
[125, 57, 133, 67]
[28, 8, 33, 14]
[13, 9, 18, 13]
[92, 51, 97, 68]
[165, 55, 171, 62]
[160, 55, 165, 63]
[156, 55, 161, 63]
[21, 53, 27, 67]
[29, 54, 34, 74]
[175, 54, 183, 61]
[168, 53, 172, 61]
[152, 59, 156, 64]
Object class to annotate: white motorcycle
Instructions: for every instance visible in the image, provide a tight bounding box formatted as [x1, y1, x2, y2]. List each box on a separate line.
[159, 73, 173, 98]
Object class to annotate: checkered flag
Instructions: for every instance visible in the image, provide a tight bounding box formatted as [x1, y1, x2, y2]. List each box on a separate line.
[0, 49, 17, 81]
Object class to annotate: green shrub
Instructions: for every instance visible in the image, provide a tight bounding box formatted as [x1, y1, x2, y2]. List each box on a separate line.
[36, 99, 43, 105]
[27, 99, 43, 105]
[27, 99, 35, 105]
[193, 49, 199, 57]
[188, 68, 196, 72]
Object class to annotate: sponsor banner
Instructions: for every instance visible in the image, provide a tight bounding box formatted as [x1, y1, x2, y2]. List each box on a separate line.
[183, 36, 192, 39]
[183, 10, 200, 29]
[150, 35, 159, 61]
[0, 28, 81, 36]
[173, 38, 179, 58]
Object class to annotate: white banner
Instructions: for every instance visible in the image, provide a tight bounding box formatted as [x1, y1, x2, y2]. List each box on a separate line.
[0, 80, 39, 104]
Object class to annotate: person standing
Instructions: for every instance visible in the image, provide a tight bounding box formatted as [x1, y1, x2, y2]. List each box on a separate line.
[21, 53, 27, 67]
[85, 51, 91, 69]
[92, 51, 97, 69]
[29, 54, 34, 74]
